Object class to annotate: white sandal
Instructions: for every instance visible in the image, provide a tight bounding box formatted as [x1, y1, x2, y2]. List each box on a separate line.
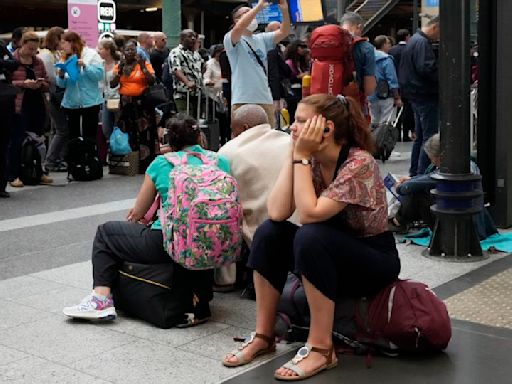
[223, 332, 276, 367]
[274, 343, 337, 381]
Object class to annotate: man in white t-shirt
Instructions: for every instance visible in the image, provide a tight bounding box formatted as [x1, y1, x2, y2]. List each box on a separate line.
[223, 0, 290, 128]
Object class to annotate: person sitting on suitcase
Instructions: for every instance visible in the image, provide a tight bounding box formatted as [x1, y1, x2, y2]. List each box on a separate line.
[222, 94, 400, 381]
[63, 114, 232, 327]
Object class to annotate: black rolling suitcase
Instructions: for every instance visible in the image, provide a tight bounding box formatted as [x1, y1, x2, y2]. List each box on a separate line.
[372, 107, 402, 162]
[187, 90, 220, 151]
[112, 261, 194, 328]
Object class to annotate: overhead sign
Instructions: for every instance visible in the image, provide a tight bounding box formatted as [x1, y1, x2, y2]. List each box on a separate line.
[98, 0, 116, 23]
[68, 0, 98, 48]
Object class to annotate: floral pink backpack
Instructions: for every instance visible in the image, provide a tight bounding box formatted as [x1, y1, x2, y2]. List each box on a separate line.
[161, 151, 243, 270]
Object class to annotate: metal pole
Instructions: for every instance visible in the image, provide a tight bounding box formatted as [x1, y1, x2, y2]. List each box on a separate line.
[412, 0, 419, 32]
[429, 0, 483, 260]
[476, 0, 496, 212]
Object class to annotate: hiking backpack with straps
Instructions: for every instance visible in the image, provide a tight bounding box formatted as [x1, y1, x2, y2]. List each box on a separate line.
[19, 136, 43, 185]
[275, 275, 452, 355]
[66, 137, 103, 182]
[309, 24, 366, 97]
[161, 151, 243, 270]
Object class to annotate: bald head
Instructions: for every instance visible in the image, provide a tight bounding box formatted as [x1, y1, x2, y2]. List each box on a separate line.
[153, 32, 167, 50]
[138, 32, 153, 50]
[231, 105, 269, 138]
[266, 22, 281, 33]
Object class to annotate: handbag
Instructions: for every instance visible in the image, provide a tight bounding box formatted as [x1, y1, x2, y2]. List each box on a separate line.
[104, 65, 120, 111]
[106, 98, 120, 111]
[144, 83, 168, 108]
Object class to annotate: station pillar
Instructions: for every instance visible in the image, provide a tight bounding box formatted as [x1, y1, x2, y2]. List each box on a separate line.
[162, 0, 182, 48]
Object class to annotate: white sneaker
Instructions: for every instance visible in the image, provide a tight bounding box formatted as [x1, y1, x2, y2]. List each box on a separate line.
[63, 293, 117, 320]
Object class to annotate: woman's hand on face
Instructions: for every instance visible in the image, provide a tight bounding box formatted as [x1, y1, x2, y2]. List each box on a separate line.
[294, 114, 327, 158]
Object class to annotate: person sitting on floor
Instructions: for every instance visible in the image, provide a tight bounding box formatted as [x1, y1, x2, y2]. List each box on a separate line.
[222, 94, 401, 381]
[216, 104, 295, 289]
[389, 133, 497, 240]
[63, 114, 232, 326]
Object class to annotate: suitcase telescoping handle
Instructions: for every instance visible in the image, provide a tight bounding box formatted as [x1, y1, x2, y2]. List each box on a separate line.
[185, 89, 202, 121]
[386, 106, 403, 127]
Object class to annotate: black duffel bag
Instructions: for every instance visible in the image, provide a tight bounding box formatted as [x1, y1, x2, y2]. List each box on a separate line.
[112, 261, 194, 329]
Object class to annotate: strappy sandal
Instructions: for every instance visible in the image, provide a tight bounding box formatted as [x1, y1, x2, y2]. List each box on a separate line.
[274, 343, 338, 381]
[223, 332, 276, 367]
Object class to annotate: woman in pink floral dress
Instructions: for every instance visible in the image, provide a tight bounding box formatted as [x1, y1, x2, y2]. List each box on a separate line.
[223, 94, 400, 381]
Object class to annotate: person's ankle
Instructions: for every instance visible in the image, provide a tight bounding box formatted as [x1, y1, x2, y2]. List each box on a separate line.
[92, 287, 111, 300]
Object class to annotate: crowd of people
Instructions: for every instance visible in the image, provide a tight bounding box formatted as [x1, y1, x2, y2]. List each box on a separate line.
[1, 1, 467, 381]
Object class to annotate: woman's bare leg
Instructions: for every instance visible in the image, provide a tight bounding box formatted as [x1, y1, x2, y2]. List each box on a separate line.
[224, 271, 280, 364]
[275, 275, 337, 377]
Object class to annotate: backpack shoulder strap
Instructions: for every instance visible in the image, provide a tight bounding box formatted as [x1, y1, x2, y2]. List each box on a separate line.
[163, 152, 181, 167]
[333, 145, 351, 182]
[352, 36, 369, 46]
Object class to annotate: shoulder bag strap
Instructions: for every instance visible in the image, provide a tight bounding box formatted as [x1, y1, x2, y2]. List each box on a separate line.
[242, 38, 267, 77]
[333, 145, 351, 182]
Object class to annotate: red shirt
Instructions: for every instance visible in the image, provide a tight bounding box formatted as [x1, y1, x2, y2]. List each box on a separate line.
[312, 148, 388, 237]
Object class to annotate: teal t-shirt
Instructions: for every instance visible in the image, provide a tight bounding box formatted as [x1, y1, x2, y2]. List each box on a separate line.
[145, 145, 231, 230]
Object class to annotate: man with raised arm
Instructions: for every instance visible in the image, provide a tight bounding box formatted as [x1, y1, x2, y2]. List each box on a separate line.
[223, 0, 290, 128]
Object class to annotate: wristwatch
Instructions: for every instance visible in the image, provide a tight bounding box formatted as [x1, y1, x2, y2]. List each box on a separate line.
[293, 159, 312, 166]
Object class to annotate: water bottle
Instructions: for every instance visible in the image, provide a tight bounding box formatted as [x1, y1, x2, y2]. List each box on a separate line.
[281, 108, 290, 128]
[302, 74, 311, 99]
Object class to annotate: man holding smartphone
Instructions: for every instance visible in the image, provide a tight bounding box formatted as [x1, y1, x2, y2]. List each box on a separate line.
[224, 0, 291, 128]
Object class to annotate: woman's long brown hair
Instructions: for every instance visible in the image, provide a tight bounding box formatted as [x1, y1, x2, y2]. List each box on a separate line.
[61, 31, 84, 60]
[299, 94, 376, 153]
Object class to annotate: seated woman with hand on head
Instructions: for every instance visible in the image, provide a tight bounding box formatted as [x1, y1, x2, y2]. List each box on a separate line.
[63, 114, 231, 327]
[223, 94, 401, 381]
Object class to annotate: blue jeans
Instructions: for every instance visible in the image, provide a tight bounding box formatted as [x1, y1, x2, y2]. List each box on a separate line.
[409, 100, 439, 176]
[101, 103, 118, 140]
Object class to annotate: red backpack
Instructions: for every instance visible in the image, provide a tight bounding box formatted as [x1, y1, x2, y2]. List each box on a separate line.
[309, 24, 366, 97]
[355, 279, 452, 353]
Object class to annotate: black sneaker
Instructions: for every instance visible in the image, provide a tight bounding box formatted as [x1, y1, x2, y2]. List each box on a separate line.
[175, 302, 211, 328]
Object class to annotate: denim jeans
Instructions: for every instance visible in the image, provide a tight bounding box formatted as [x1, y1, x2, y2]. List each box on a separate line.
[45, 101, 69, 166]
[101, 103, 117, 140]
[409, 99, 439, 176]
